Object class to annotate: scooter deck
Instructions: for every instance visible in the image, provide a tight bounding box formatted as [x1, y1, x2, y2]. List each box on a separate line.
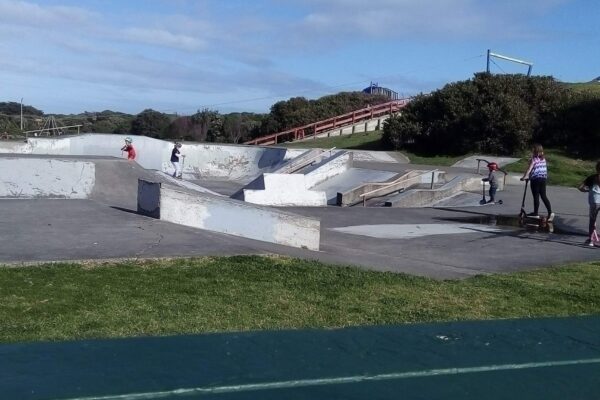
[480, 200, 503, 205]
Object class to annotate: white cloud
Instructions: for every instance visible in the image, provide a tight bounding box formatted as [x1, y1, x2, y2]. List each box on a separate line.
[120, 27, 207, 51]
[0, 0, 96, 26]
[282, 0, 566, 44]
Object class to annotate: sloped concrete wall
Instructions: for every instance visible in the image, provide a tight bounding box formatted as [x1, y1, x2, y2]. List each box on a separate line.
[138, 180, 320, 250]
[304, 151, 353, 188]
[0, 158, 95, 198]
[243, 173, 327, 206]
[240, 151, 351, 206]
[0, 134, 294, 182]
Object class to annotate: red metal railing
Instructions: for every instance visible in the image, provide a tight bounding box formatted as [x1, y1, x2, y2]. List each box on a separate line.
[244, 99, 409, 146]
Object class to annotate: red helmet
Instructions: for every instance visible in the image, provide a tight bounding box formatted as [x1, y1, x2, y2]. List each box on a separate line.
[487, 162, 499, 171]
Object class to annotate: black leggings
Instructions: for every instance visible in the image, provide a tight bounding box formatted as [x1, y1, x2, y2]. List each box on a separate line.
[530, 178, 552, 214]
[589, 205, 600, 237]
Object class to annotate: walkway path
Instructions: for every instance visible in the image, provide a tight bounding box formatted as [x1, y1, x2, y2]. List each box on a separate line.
[2, 316, 599, 399]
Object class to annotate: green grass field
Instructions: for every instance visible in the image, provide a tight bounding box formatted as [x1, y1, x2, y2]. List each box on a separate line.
[2, 256, 600, 343]
[282, 131, 464, 166]
[282, 130, 385, 150]
[564, 81, 600, 96]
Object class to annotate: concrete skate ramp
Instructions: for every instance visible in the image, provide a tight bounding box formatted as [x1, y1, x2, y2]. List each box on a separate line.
[0, 155, 177, 209]
[234, 151, 352, 207]
[138, 180, 321, 250]
[0, 157, 95, 199]
[0, 134, 295, 183]
[452, 155, 520, 169]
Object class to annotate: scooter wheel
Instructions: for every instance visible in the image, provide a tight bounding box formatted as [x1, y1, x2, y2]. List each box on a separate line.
[497, 200, 503, 205]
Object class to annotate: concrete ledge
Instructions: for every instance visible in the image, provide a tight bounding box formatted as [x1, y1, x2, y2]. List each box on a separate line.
[138, 179, 321, 250]
[0, 158, 95, 198]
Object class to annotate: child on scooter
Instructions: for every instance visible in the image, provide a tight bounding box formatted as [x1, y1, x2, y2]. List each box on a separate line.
[482, 162, 499, 204]
[121, 137, 136, 161]
[578, 161, 600, 246]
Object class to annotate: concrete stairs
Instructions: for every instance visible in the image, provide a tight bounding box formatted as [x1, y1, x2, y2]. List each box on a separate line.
[232, 151, 353, 206]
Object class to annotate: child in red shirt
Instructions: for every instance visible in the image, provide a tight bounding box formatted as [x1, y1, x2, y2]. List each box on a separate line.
[121, 137, 136, 160]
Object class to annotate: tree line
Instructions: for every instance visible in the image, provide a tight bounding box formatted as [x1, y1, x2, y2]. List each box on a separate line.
[0, 91, 389, 143]
[382, 73, 600, 158]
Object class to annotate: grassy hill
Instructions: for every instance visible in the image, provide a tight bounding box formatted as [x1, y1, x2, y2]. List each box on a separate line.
[563, 81, 600, 95]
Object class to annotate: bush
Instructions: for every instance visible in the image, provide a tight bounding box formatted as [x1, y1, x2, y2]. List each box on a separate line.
[383, 73, 571, 156]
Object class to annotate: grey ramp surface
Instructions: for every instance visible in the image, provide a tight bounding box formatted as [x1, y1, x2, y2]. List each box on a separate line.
[1, 316, 599, 399]
[452, 155, 520, 168]
[288, 206, 600, 279]
[0, 199, 268, 263]
[2, 199, 600, 279]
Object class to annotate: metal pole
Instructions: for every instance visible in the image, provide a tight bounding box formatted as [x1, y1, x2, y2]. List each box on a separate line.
[486, 49, 490, 73]
[20, 98, 23, 131]
[489, 52, 532, 66]
[430, 171, 435, 189]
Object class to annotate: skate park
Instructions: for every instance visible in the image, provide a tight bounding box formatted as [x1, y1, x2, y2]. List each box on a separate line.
[2, 132, 600, 400]
[0, 131, 598, 279]
[3, 0, 600, 396]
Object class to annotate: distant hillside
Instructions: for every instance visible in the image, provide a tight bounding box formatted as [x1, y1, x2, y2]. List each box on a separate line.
[563, 81, 600, 95]
[0, 102, 44, 116]
[0, 107, 135, 136]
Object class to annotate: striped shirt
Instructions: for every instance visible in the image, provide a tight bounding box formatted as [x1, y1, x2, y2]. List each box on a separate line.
[529, 156, 547, 180]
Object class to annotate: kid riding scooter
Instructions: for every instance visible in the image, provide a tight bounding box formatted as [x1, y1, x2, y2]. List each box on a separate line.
[478, 160, 505, 205]
[518, 178, 553, 231]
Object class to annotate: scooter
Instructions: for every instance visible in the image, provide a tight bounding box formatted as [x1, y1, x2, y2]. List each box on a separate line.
[518, 179, 529, 221]
[588, 229, 600, 247]
[479, 178, 503, 205]
[518, 179, 553, 231]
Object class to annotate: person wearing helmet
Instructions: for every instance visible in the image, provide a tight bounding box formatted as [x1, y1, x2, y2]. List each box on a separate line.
[171, 142, 184, 178]
[482, 162, 499, 204]
[121, 137, 136, 161]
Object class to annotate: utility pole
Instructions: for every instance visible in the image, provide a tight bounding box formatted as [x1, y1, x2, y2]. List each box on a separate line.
[20, 98, 23, 131]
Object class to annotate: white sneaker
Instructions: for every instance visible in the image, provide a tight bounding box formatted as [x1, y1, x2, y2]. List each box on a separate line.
[548, 212, 555, 222]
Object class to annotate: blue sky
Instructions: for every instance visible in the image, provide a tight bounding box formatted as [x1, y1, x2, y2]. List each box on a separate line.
[1, 0, 598, 115]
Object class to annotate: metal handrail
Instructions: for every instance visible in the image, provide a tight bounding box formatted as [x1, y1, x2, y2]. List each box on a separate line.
[244, 99, 409, 145]
[359, 169, 439, 206]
